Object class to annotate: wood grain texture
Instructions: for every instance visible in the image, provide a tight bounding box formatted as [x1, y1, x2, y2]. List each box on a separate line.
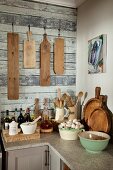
[54, 37, 64, 75]
[0, 1, 77, 111]
[7, 32, 19, 100]
[24, 31, 36, 68]
[40, 34, 50, 86]
[88, 107, 111, 133]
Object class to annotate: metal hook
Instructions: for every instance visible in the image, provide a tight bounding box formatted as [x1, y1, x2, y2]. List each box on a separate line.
[58, 20, 61, 37]
[12, 22, 14, 32]
[58, 28, 60, 37]
[44, 26, 46, 34]
[28, 24, 30, 32]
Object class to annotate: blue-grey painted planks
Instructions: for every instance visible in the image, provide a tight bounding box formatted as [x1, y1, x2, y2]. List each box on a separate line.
[0, 0, 77, 111]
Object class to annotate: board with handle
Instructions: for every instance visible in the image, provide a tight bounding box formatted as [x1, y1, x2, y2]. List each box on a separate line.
[24, 25, 36, 68]
[7, 30, 19, 100]
[40, 33, 50, 86]
[54, 36, 64, 75]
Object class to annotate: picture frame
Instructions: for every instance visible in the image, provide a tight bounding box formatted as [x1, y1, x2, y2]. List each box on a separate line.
[88, 34, 107, 74]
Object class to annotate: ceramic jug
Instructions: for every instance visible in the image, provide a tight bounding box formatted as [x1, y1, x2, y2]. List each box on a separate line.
[9, 121, 18, 136]
[55, 107, 69, 122]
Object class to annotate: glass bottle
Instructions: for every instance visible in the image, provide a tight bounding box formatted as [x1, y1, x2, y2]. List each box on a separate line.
[17, 108, 25, 128]
[4, 110, 11, 130]
[24, 108, 32, 122]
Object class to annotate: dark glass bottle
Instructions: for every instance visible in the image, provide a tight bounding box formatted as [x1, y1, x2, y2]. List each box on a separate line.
[4, 110, 11, 130]
[24, 108, 32, 122]
[11, 110, 16, 122]
[17, 108, 25, 128]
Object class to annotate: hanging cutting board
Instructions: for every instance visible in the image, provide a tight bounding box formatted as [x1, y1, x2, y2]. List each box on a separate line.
[83, 87, 102, 122]
[24, 30, 36, 68]
[7, 32, 19, 100]
[88, 106, 111, 133]
[54, 37, 64, 75]
[40, 33, 50, 86]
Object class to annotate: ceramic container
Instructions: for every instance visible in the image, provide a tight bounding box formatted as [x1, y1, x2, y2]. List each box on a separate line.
[55, 108, 65, 122]
[9, 121, 18, 136]
[78, 131, 110, 153]
[20, 122, 37, 134]
[59, 128, 83, 140]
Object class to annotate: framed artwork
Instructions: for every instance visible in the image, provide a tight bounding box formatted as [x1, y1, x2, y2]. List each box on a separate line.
[88, 34, 107, 74]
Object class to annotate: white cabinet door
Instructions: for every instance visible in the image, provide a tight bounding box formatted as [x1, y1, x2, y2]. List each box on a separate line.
[49, 147, 60, 170]
[7, 145, 49, 170]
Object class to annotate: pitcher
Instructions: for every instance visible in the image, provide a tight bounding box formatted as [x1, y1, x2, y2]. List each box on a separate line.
[9, 121, 18, 136]
[55, 107, 69, 122]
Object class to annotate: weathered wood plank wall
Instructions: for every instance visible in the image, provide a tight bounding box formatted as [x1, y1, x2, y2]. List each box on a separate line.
[0, 0, 77, 111]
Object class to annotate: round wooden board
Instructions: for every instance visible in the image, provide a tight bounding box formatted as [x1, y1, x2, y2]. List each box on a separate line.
[88, 107, 111, 133]
[83, 98, 102, 122]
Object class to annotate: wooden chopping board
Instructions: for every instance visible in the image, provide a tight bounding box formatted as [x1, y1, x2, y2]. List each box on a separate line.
[54, 37, 64, 75]
[24, 31, 36, 68]
[88, 107, 111, 133]
[7, 32, 19, 100]
[83, 87, 102, 122]
[2, 128, 40, 143]
[40, 34, 50, 86]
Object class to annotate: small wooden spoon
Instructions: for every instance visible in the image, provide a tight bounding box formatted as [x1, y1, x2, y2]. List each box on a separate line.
[75, 91, 83, 106]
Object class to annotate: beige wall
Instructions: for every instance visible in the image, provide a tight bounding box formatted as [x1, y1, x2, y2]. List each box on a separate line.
[76, 0, 113, 112]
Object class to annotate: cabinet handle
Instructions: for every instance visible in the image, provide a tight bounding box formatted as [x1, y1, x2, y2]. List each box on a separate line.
[45, 150, 49, 166]
[47, 150, 49, 166]
[45, 150, 48, 166]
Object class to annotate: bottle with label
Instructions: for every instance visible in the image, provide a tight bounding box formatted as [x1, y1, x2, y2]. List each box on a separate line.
[4, 110, 11, 130]
[24, 108, 32, 122]
[17, 108, 25, 128]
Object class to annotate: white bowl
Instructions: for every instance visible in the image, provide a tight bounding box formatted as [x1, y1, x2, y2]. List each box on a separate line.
[59, 128, 83, 140]
[20, 122, 37, 134]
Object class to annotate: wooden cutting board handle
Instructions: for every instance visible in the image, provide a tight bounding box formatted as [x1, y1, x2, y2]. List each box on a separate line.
[40, 34, 50, 86]
[95, 87, 101, 99]
[7, 32, 19, 100]
[24, 29, 36, 69]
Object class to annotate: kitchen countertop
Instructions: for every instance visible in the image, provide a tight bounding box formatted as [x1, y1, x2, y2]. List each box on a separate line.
[2, 132, 113, 170]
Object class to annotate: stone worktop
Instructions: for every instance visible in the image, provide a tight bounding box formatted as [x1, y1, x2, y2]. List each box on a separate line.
[2, 132, 113, 170]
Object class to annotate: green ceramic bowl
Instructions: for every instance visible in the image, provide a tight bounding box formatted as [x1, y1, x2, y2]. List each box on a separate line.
[78, 131, 110, 153]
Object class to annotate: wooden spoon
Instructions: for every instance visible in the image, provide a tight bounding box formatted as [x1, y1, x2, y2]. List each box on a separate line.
[75, 91, 83, 106]
[81, 92, 88, 106]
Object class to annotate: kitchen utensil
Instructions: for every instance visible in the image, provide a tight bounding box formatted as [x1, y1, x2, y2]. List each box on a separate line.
[29, 116, 41, 125]
[78, 131, 110, 153]
[2, 128, 40, 142]
[81, 92, 88, 106]
[54, 28, 64, 75]
[20, 116, 41, 134]
[7, 23, 19, 100]
[75, 91, 83, 106]
[83, 87, 102, 122]
[24, 25, 36, 68]
[87, 96, 111, 133]
[20, 122, 37, 134]
[34, 98, 39, 115]
[40, 27, 50, 86]
[9, 121, 18, 136]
